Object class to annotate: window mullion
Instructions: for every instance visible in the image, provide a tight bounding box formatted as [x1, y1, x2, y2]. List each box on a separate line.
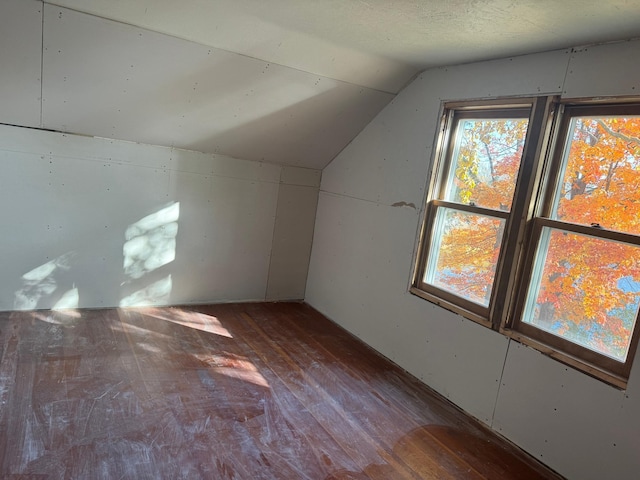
[491, 96, 557, 329]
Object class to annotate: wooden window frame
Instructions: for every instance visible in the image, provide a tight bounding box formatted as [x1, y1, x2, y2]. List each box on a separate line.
[412, 96, 640, 388]
[412, 96, 554, 326]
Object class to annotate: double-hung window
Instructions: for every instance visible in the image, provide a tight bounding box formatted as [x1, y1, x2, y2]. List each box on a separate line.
[413, 97, 640, 387]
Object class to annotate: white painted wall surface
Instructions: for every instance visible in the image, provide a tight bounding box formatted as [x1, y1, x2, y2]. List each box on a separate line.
[266, 167, 321, 300]
[0, 0, 42, 128]
[0, 125, 318, 311]
[40, 5, 393, 170]
[49, 0, 418, 93]
[306, 40, 640, 479]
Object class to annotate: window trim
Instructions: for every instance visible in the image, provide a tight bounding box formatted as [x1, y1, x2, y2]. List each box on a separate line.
[412, 95, 640, 389]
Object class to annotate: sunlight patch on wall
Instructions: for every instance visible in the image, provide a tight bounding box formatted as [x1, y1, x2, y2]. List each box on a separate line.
[123, 202, 179, 280]
[120, 202, 179, 307]
[52, 286, 79, 310]
[120, 275, 172, 307]
[14, 252, 76, 310]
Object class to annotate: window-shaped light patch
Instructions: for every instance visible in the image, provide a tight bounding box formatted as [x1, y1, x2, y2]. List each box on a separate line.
[123, 202, 180, 280]
[120, 275, 173, 307]
[524, 228, 640, 362]
[424, 207, 505, 306]
[14, 252, 76, 310]
[52, 286, 79, 310]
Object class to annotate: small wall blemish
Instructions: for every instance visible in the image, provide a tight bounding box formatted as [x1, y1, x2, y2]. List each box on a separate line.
[391, 201, 417, 210]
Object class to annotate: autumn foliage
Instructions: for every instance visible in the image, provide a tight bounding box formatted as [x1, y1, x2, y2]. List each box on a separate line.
[533, 117, 640, 360]
[430, 115, 640, 360]
[431, 118, 527, 305]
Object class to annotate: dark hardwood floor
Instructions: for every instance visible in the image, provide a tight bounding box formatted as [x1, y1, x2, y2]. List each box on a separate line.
[0, 302, 562, 479]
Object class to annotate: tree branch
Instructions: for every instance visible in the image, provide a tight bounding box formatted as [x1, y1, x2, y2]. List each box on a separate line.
[482, 141, 496, 182]
[596, 119, 640, 146]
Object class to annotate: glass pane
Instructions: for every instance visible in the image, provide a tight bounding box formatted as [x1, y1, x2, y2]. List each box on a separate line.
[444, 117, 529, 211]
[552, 115, 640, 235]
[524, 227, 640, 362]
[424, 207, 505, 306]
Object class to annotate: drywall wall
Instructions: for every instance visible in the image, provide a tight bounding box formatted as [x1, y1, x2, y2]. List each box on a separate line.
[0, 0, 393, 170]
[50, 0, 417, 93]
[0, 0, 321, 310]
[266, 167, 321, 300]
[308, 47, 570, 423]
[0, 125, 319, 311]
[39, 4, 392, 170]
[0, 0, 42, 128]
[306, 40, 640, 479]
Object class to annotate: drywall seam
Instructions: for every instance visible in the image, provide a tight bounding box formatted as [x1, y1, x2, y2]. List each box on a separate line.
[299, 205, 318, 301]
[560, 48, 574, 96]
[320, 189, 422, 212]
[39, 2, 44, 128]
[490, 338, 511, 428]
[264, 171, 284, 301]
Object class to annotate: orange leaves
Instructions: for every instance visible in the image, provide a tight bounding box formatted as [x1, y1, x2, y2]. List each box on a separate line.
[422, 102, 640, 365]
[532, 114, 640, 352]
[531, 226, 640, 362]
[430, 209, 504, 306]
[556, 117, 640, 235]
[426, 114, 530, 306]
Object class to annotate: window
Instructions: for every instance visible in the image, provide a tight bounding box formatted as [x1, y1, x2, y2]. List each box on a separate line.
[412, 97, 640, 387]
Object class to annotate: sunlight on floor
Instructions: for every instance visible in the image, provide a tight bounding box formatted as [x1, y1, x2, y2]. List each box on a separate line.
[142, 307, 232, 337]
[194, 352, 270, 388]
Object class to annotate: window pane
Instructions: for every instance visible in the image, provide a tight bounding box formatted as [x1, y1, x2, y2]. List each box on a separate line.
[552, 115, 640, 235]
[524, 227, 640, 362]
[424, 208, 505, 306]
[444, 117, 529, 211]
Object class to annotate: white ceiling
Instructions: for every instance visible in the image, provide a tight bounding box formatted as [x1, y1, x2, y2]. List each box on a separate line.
[7, 1, 640, 169]
[50, 0, 640, 94]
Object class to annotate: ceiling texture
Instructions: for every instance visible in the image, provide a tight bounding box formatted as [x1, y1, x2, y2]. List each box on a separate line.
[22, 1, 640, 168]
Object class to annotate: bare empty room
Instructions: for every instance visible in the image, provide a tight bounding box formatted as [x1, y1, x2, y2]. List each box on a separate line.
[2, 1, 640, 479]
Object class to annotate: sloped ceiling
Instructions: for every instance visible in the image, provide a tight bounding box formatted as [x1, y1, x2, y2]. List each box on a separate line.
[5, 1, 640, 169]
[48, 0, 640, 94]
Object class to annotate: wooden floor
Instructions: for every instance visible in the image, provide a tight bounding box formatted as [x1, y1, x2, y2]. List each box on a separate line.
[0, 302, 562, 479]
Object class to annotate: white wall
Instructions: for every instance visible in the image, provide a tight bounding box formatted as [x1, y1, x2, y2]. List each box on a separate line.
[0, 124, 319, 311]
[40, 4, 394, 170]
[0, 0, 42, 128]
[0, 0, 393, 171]
[0, 0, 321, 311]
[306, 40, 640, 479]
